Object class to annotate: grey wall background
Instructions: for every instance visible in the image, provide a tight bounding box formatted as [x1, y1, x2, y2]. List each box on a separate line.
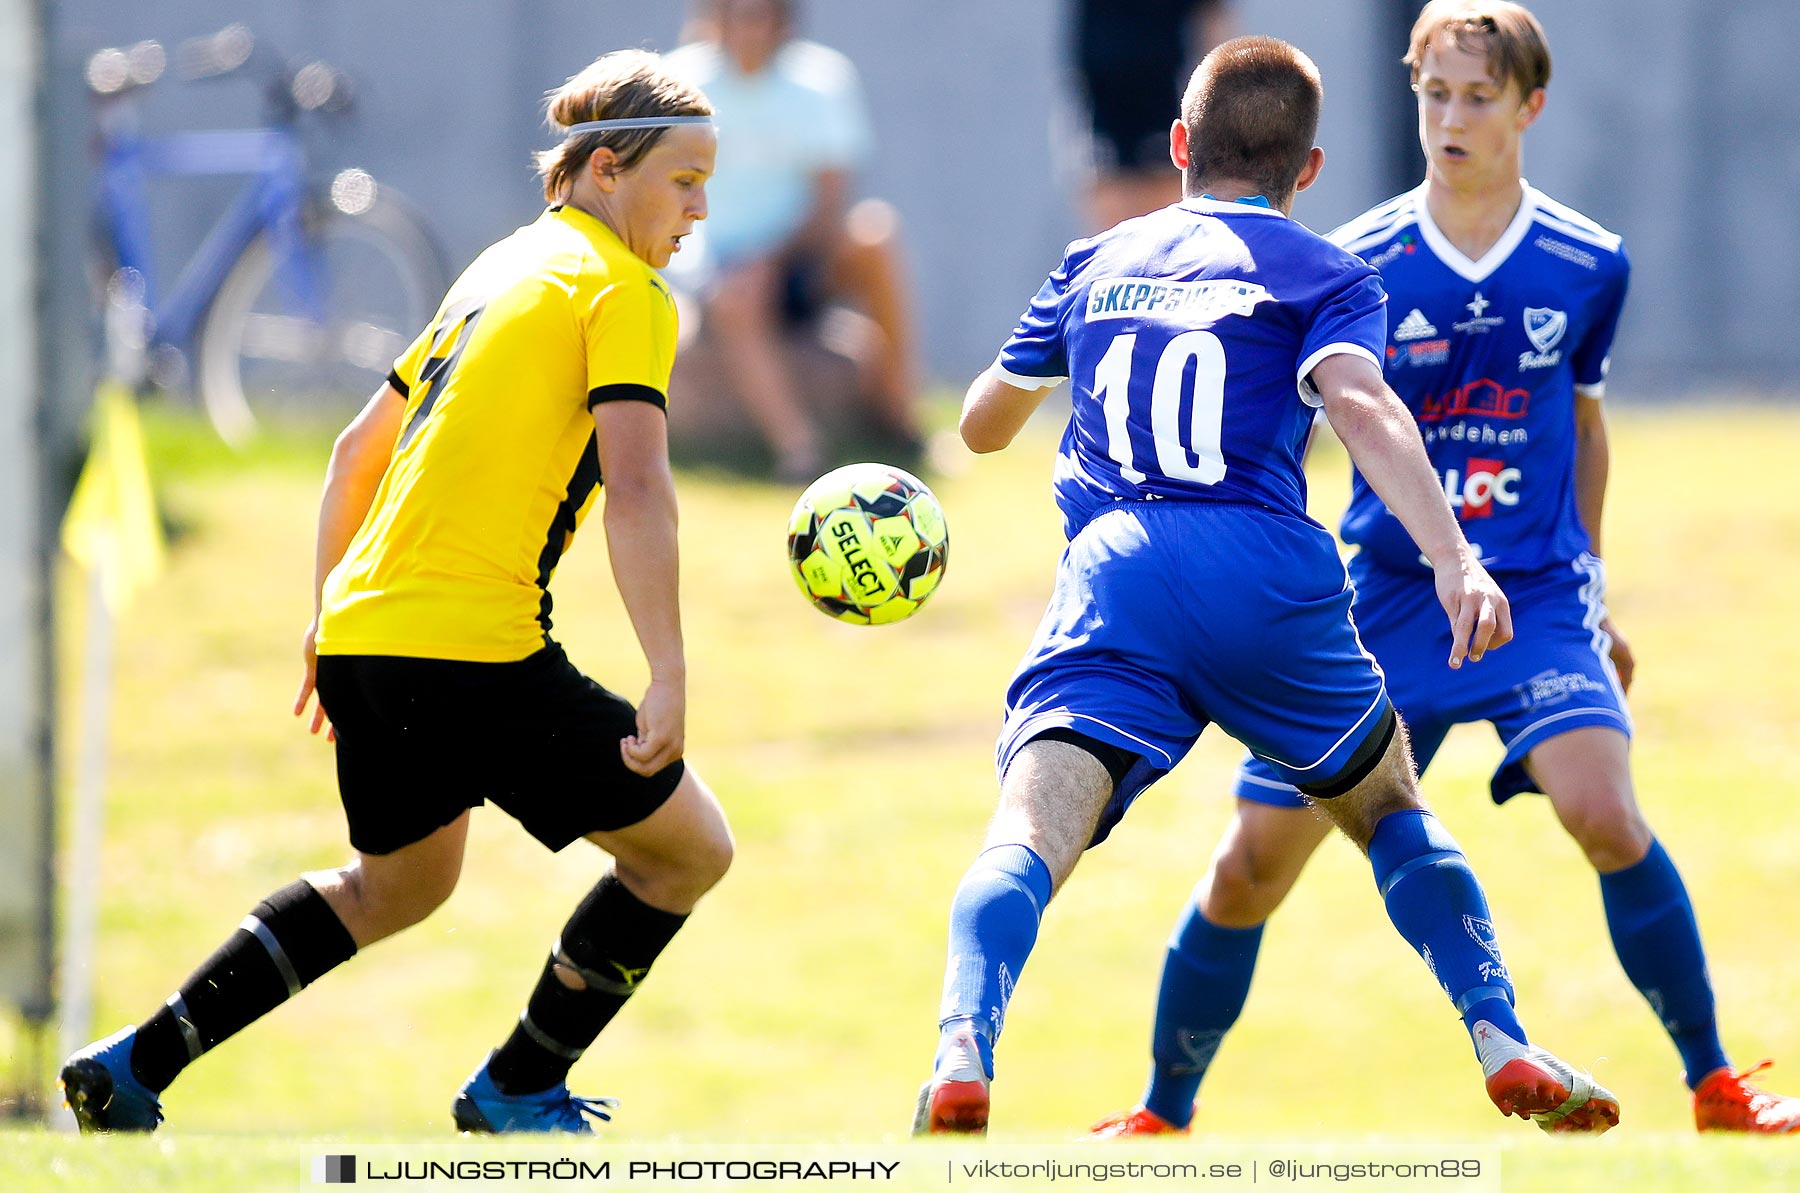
[41, 0, 1800, 452]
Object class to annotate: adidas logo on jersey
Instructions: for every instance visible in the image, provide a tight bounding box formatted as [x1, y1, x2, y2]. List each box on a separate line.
[1394, 309, 1438, 341]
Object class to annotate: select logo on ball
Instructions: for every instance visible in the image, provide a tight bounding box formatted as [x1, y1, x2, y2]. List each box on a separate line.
[824, 512, 893, 601]
[787, 462, 949, 625]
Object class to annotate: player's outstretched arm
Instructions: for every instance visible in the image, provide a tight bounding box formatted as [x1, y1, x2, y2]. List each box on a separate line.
[960, 367, 1051, 453]
[1313, 353, 1514, 667]
[593, 399, 687, 776]
[295, 383, 406, 737]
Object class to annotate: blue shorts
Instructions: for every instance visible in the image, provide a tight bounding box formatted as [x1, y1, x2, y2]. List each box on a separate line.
[997, 501, 1392, 845]
[1237, 552, 1631, 809]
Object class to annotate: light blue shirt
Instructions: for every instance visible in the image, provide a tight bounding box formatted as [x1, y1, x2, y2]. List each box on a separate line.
[663, 39, 873, 274]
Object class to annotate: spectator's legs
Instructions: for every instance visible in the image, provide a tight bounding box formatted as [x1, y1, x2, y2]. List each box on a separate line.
[704, 256, 821, 481]
[826, 199, 921, 443]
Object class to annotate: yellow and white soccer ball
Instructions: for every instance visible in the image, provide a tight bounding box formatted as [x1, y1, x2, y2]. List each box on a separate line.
[786, 462, 949, 625]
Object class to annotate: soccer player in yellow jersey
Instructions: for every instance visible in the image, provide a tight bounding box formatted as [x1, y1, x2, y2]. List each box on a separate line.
[61, 51, 731, 1135]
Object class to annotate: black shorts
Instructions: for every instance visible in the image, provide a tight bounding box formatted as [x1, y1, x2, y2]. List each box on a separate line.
[315, 643, 685, 856]
[1073, 0, 1214, 174]
[779, 259, 827, 327]
[1077, 66, 1184, 174]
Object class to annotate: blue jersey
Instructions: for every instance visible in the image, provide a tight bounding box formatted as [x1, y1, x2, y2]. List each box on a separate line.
[996, 198, 1388, 539]
[1331, 183, 1630, 574]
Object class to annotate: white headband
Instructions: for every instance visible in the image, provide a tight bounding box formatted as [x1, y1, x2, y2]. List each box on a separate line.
[560, 115, 712, 135]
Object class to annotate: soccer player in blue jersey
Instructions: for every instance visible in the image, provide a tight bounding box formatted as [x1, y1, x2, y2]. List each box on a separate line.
[914, 34, 1620, 1137]
[1092, 0, 1800, 1139]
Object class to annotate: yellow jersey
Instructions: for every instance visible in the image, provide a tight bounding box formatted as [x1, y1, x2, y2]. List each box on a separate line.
[316, 205, 677, 662]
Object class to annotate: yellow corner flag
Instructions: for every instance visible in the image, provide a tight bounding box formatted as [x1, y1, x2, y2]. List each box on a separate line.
[61, 381, 166, 611]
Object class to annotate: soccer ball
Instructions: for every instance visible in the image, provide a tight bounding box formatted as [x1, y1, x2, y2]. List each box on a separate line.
[786, 462, 949, 625]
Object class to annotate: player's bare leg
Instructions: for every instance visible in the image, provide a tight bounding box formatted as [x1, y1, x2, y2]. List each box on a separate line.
[1528, 728, 1649, 872]
[1312, 724, 1618, 1133]
[1529, 727, 1799, 1132]
[59, 817, 450, 1133]
[979, 737, 1112, 896]
[1201, 800, 1333, 927]
[585, 768, 735, 915]
[456, 771, 733, 1134]
[309, 811, 471, 947]
[1304, 723, 1421, 849]
[917, 738, 1111, 1134]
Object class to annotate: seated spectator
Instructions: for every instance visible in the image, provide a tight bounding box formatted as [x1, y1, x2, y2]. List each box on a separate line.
[664, 0, 921, 482]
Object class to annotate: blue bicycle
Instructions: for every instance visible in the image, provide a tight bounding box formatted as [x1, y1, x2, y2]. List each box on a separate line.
[88, 26, 446, 443]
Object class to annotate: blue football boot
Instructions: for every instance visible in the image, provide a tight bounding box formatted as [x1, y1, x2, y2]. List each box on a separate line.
[61, 1026, 164, 1133]
[452, 1053, 617, 1134]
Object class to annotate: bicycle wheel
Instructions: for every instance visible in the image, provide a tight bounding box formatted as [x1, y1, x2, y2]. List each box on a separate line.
[197, 175, 445, 444]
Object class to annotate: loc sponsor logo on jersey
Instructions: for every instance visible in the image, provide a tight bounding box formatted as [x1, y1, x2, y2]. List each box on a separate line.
[1085, 276, 1272, 323]
[1452, 290, 1504, 335]
[1442, 456, 1520, 520]
[1518, 306, 1567, 370]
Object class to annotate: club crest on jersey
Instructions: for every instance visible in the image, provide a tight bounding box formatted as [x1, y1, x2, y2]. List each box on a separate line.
[1085, 277, 1272, 324]
[1519, 306, 1567, 370]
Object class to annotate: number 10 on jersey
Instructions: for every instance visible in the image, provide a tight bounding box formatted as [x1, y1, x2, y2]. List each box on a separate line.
[1093, 330, 1229, 485]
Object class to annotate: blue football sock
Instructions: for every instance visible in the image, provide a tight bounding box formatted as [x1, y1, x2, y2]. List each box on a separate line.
[1599, 838, 1729, 1087]
[1141, 900, 1262, 1129]
[936, 844, 1053, 1079]
[1368, 809, 1524, 1050]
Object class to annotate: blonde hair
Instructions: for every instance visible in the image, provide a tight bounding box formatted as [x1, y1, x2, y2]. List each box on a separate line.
[534, 50, 713, 202]
[1405, 0, 1551, 99]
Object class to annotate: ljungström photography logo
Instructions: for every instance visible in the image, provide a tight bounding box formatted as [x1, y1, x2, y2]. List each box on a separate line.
[313, 1154, 356, 1184]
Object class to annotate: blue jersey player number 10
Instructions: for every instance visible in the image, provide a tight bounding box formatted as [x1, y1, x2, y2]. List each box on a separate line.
[1088, 278, 1270, 486]
[915, 34, 1625, 1141]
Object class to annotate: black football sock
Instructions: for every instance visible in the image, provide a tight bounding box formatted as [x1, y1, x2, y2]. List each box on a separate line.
[128, 880, 358, 1092]
[486, 872, 687, 1096]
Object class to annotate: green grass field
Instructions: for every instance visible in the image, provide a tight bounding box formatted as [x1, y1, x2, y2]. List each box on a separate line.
[7, 400, 1800, 1190]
